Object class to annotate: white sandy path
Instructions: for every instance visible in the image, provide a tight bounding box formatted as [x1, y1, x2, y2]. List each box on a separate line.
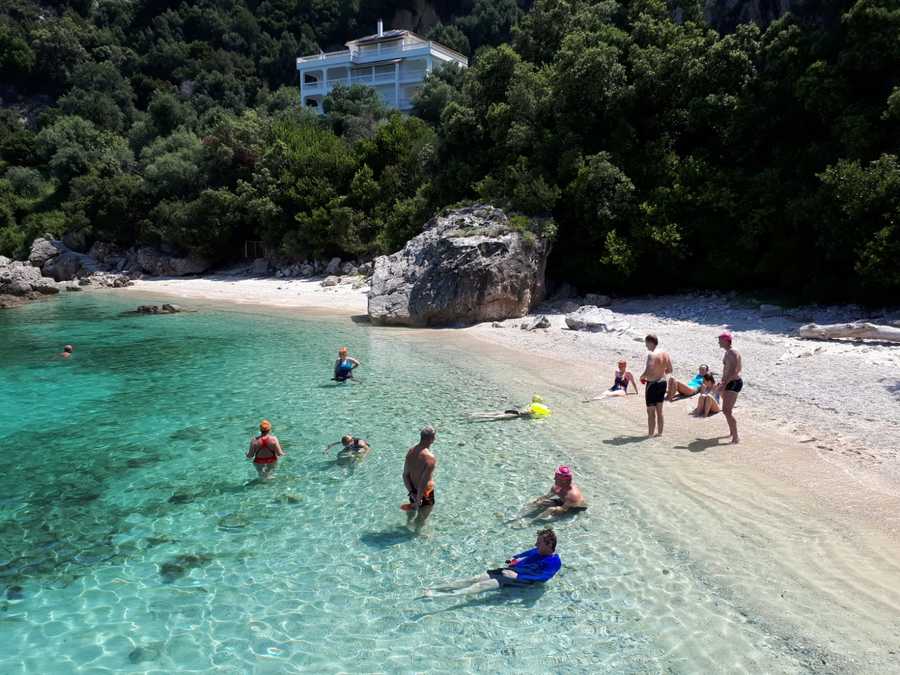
[122, 274, 369, 315]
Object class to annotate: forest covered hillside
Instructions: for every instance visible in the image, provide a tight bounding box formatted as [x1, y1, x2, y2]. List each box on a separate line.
[1, 0, 898, 302]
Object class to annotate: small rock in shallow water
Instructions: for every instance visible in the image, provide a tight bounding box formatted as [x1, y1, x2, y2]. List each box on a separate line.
[6, 585, 24, 600]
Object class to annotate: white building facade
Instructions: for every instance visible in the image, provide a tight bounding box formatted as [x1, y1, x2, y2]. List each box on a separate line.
[296, 21, 468, 113]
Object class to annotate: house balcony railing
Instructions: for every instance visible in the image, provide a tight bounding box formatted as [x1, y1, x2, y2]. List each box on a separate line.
[297, 40, 465, 68]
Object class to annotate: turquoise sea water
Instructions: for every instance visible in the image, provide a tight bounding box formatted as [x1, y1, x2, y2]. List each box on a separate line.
[1, 294, 809, 673]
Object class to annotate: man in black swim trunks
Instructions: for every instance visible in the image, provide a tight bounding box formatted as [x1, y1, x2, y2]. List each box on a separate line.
[718, 332, 743, 444]
[639, 334, 673, 437]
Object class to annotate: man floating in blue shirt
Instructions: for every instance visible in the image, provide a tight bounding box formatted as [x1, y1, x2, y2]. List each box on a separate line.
[423, 529, 561, 597]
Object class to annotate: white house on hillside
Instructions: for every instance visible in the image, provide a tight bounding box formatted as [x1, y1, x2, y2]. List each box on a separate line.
[296, 21, 468, 113]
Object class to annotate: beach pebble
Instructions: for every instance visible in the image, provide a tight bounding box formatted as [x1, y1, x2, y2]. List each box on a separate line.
[520, 315, 551, 331]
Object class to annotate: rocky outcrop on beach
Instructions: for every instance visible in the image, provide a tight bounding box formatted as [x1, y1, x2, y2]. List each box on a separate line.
[368, 204, 551, 327]
[0, 254, 60, 307]
[27, 236, 211, 281]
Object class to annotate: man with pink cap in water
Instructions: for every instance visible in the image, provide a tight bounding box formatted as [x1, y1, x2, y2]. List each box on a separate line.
[531, 466, 587, 518]
[717, 331, 743, 444]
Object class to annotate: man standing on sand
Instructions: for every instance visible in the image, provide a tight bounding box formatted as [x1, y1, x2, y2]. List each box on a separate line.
[639, 334, 672, 437]
[717, 332, 743, 444]
[403, 426, 437, 531]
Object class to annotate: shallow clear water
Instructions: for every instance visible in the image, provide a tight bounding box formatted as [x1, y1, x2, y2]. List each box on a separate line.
[0, 294, 804, 673]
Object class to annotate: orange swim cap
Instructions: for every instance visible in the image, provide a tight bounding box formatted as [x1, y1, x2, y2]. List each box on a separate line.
[259, 420, 272, 432]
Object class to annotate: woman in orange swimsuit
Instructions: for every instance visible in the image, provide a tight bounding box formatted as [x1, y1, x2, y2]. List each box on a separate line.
[246, 419, 285, 480]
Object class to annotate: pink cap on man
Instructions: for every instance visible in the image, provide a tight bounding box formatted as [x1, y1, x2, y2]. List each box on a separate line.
[718, 331, 733, 343]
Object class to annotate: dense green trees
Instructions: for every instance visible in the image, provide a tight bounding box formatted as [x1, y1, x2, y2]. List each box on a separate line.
[0, 0, 897, 302]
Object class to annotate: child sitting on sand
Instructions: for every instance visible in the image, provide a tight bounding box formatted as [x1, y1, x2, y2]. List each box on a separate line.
[691, 373, 721, 417]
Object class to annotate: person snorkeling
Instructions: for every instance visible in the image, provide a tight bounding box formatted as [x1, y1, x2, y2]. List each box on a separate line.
[246, 419, 285, 480]
[325, 434, 371, 464]
[333, 347, 360, 382]
[467, 395, 552, 421]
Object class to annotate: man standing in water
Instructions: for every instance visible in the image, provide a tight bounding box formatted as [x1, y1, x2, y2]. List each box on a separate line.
[639, 334, 672, 437]
[718, 332, 743, 444]
[403, 426, 437, 531]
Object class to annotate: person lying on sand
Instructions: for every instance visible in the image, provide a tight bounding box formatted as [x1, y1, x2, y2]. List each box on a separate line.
[467, 395, 551, 420]
[584, 360, 637, 401]
[423, 529, 561, 597]
[333, 347, 360, 381]
[325, 435, 371, 463]
[690, 373, 721, 417]
[667, 364, 709, 401]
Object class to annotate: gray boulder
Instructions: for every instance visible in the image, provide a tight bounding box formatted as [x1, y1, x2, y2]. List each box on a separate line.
[520, 315, 551, 330]
[0, 258, 60, 296]
[368, 204, 551, 327]
[62, 230, 91, 253]
[321, 275, 340, 287]
[564, 306, 630, 333]
[29, 237, 64, 267]
[126, 246, 210, 276]
[299, 263, 315, 277]
[43, 250, 97, 281]
[251, 258, 270, 276]
[325, 257, 342, 275]
[357, 262, 373, 276]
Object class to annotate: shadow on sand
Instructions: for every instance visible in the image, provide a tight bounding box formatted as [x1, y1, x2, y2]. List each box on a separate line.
[673, 436, 729, 453]
[602, 435, 647, 446]
[359, 527, 417, 549]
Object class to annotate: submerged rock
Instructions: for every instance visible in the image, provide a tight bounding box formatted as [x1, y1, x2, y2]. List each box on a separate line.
[368, 204, 551, 327]
[159, 553, 213, 583]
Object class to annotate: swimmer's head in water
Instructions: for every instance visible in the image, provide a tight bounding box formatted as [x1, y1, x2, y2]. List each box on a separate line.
[420, 425, 436, 442]
[338, 346, 348, 356]
[531, 394, 544, 403]
[63, 345, 73, 353]
[341, 434, 353, 446]
[259, 419, 272, 433]
[536, 528, 557, 552]
[554, 465, 573, 482]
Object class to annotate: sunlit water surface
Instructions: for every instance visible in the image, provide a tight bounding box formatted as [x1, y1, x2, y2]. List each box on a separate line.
[0, 294, 803, 673]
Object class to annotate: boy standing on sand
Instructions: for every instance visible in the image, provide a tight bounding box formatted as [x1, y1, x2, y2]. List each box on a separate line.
[639, 334, 672, 437]
[718, 332, 743, 444]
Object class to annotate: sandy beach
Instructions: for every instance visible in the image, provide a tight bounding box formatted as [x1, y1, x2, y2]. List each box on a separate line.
[122, 274, 369, 315]
[109, 274, 900, 670]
